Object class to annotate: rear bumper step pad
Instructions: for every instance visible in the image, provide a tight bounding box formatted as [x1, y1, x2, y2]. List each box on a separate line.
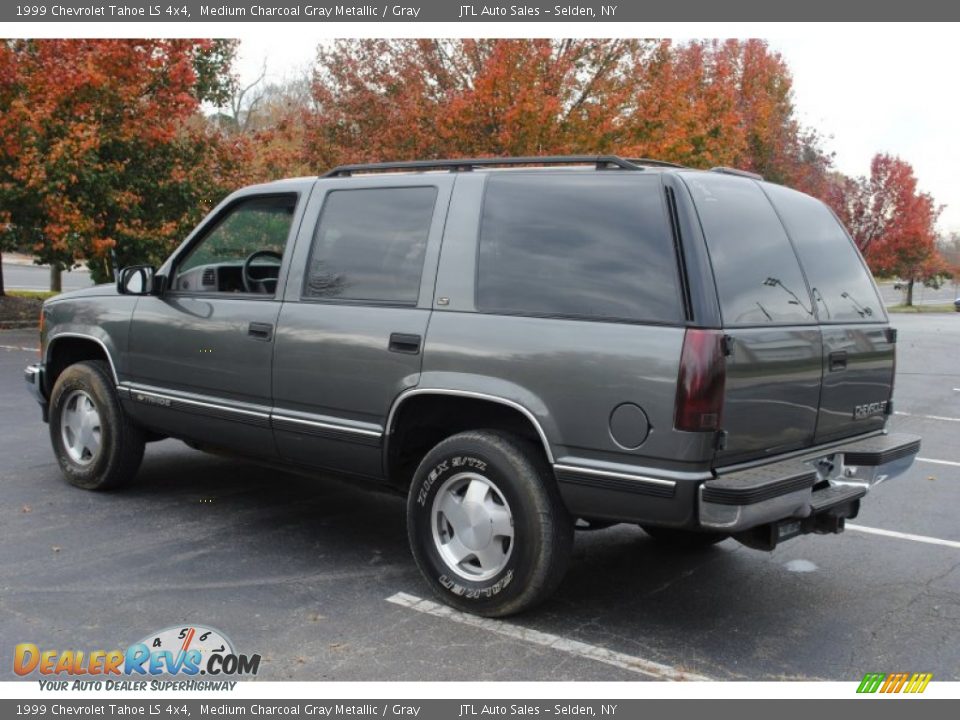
[840, 433, 921, 466]
[809, 484, 867, 513]
[699, 433, 920, 533]
[701, 460, 815, 506]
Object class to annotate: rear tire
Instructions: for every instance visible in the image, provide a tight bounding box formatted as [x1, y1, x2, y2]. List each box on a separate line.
[406, 430, 573, 617]
[640, 525, 728, 548]
[48, 360, 145, 490]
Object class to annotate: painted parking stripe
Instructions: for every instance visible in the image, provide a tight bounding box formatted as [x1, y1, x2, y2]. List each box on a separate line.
[0, 344, 38, 352]
[894, 411, 960, 423]
[917, 457, 960, 468]
[386, 592, 711, 681]
[847, 524, 960, 550]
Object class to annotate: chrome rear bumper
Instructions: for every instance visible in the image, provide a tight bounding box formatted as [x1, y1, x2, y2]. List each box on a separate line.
[699, 433, 921, 533]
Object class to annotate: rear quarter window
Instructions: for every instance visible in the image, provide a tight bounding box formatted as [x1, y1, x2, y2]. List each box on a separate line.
[762, 183, 884, 323]
[476, 173, 682, 324]
[685, 173, 816, 327]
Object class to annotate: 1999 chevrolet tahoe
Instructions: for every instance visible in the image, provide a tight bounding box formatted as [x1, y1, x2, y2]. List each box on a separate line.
[24, 156, 920, 616]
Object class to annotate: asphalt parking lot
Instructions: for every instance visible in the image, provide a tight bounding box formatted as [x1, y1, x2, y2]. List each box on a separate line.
[1, 314, 958, 682]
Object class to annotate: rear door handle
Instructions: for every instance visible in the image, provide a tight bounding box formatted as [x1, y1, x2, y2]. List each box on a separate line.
[389, 333, 421, 354]
[829, 350, 847, 371]
[248, 322, 273, 341]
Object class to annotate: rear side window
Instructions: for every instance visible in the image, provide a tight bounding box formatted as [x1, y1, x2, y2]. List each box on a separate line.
[763, 183, 883, 322]
[686, 174, 815, 327]
[304, 187, 437, 303]
[476, 174, 682, 324]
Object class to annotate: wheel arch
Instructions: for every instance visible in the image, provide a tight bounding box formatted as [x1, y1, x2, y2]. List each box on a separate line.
[45, 333, 119, 395]
[384, 388, 556, 491]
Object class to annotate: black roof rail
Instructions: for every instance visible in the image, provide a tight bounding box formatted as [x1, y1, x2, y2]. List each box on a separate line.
[625, 157, 687, 169]
[322, 155, 660, 177]
[711, 166, 764, 181]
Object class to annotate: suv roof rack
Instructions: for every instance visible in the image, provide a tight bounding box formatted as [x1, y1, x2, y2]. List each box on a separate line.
[322, 155, 681, 178]
[711, 166, 764, 181]
[625, 157, 687, 169]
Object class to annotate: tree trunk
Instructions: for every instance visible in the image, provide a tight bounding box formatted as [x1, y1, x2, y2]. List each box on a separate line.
[0, 252, 5, 296]
[50, 263, 62, 293]
[905, 279, 915, 307]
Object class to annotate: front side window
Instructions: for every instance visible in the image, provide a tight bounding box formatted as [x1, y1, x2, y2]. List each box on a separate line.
[304, 187, 437, 304]
[174, 194, 296, 295]
[476, 173, 682, 324]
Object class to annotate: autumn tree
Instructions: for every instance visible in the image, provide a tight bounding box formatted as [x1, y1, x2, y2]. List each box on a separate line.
[828, 154, 947, 305]
[304, 38, 832, 193]
[0, 39, 237, 287]
[305, 39, 650, 168]
[213, 68, 314, 183]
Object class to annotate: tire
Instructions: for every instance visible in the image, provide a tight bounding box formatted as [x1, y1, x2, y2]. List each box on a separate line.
[640, 525, 728, 549]
[48, 360, 145, 490]
[406, 430, 573, 617]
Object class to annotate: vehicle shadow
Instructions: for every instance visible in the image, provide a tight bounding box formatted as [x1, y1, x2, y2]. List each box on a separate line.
[97, 441, 873, 681]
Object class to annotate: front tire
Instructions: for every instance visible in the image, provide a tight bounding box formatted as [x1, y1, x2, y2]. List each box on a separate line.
[48, 360, 145, 490]
[406, 430, 573, 617]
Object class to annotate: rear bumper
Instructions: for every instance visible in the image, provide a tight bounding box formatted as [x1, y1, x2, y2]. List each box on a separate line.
[24, 363, 49, 422]
[699, 433, 921, 533]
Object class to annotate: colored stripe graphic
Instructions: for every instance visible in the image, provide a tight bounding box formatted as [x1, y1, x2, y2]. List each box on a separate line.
[857, 672, 932, 693]
[857, 673, 886, 693]
[906, 673, 933, 693]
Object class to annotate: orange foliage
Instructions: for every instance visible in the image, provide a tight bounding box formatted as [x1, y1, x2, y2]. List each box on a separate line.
[0, 39, 235, 280]
[304, 39, 831, 193]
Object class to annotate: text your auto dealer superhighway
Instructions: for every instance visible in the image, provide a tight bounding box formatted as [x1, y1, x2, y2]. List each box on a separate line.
[200, 4, 422, 16]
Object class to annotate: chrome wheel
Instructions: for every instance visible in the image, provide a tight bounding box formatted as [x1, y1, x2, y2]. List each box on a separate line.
[431, 471, 514, 581]
[60, 389, 102, 466]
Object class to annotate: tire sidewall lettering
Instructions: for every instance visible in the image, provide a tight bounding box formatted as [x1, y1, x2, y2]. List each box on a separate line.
[417, 455, 489, 507]
[439, 569, 514, 599]
[413, 451, 521, 603]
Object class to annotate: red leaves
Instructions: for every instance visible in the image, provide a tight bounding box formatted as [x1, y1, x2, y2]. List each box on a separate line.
[827, 154, 945, 285]
[0, 40, 233, 279]
[303, 38, 830, 192]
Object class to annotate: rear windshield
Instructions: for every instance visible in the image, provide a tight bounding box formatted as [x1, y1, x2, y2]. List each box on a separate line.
[476, 173, 682, 324]
[762, 183, 884, 323]
[685, 173, 816, 327]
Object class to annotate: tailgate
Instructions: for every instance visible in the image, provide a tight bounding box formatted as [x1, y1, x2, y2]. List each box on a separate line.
[816, 325, 894, 443]
[762, 182, 893, 445]
[683, 173, 894, 466]
[682, 173, 823, 465]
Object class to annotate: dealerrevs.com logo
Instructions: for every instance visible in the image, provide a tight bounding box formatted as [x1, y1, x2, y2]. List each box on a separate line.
[14, 625, 260, 689]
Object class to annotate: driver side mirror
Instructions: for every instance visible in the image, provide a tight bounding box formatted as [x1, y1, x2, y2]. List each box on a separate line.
[117, 265, 162, 296]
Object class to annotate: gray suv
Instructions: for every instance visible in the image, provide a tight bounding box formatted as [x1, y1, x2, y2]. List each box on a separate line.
[24, 156, 920, 616]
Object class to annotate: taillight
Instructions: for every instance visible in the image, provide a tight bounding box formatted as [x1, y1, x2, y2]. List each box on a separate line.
[674, 329, 726, 432]
[38, 308, 44, 359]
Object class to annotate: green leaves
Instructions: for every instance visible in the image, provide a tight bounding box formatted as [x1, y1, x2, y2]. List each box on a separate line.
[0, 40, 238, 284]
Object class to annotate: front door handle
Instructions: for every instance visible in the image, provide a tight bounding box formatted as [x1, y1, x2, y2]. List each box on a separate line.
[389, 333, 421, 354]
[248, 322, 273, 341]
[829, 350, 847, 372]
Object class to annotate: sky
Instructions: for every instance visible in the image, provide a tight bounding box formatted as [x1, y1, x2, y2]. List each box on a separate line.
[233, 34, 960, 234]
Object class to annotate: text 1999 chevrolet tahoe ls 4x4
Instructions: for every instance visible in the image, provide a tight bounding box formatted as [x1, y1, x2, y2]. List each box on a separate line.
[25, 156, 920, 616]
